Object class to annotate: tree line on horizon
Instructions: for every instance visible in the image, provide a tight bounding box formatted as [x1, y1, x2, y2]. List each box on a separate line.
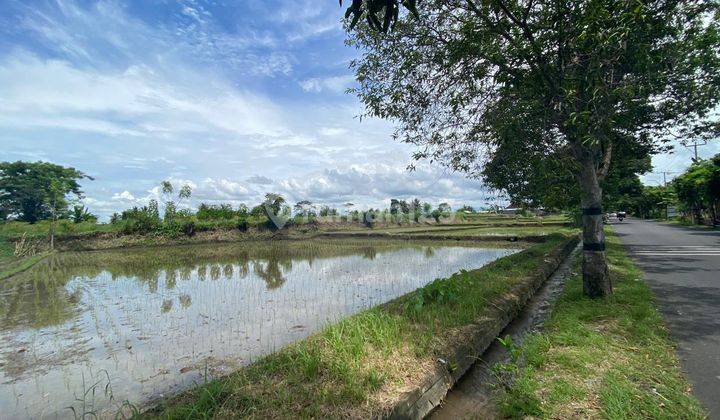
[0, 160, 481, 235]
[2, 158, 718, 231]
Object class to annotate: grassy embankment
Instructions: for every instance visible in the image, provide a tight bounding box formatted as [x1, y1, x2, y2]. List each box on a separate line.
[664, 217, 717, 229]
[410, 225, 578, 237]
[147, 234, 572, 419]
[0, 220, 116, 279]
[496, 233, 707, 419]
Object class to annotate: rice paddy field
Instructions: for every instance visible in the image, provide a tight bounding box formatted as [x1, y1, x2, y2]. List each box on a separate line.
[410, 226, 579, 237]
[0, 238, 521, 419]
[0, 215, 575, 418]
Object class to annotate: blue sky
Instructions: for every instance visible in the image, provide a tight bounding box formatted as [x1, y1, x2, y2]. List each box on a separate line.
[0, 0, 503, 218]
[0, 0, 716, 218]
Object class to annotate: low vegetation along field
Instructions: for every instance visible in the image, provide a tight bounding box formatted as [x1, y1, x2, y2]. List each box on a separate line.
[0, 213, 573, 271]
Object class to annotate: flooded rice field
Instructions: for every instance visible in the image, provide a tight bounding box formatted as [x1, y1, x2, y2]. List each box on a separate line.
[0, 239, 518, 419]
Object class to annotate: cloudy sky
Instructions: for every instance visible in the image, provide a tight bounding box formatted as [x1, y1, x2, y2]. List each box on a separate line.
[0, 0, 509, 218]
[0, 1, 717, 219]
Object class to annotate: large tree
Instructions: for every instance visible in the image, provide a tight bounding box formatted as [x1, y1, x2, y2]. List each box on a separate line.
[342, 0, 720, 297]
[0, 161, 92, 223]
[674, 154, 720, 223]
[482, 132, 654, 212]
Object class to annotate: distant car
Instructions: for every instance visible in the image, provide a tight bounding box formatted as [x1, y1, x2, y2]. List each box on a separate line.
[617, 211, 627, 221]
[610, 212, 617, 218]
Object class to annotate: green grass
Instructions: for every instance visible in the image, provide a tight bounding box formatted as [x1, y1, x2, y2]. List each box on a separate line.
[456, 213, 568, 223]
[0, 235, 50, 280]
[0, 252, 50, 280]
[414, 225, 579, 237]
[0, 220, 119, 239]
[0, 222, 80, 279]
[148, 234, 573, 419]
[664, 218, 716, 229]
[496, 233, 707, 419]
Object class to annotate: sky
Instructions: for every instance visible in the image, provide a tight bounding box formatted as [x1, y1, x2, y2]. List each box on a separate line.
[0, 0, 717, 219]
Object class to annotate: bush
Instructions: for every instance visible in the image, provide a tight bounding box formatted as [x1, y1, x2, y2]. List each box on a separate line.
[237, 219, 249, 232]
[264, 217, 279, 231]
[117, 205, 161, 235]
[71, 205, 98, 224]
[58, 220, 75, 234]
[180, 220, 196, 236]
[565, 207, 583, 227]
[197, 203, 238, 221]
[121, 218, 157, 235]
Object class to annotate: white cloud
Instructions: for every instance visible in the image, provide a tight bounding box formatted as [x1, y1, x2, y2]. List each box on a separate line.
[0, 53, 287, 139]
[0, 0, 502, 221]
[271, 163, 499, 209]
[197, 178, 251, 200]
[319, 127, 349, 136]
[299, 75, 356, 94]
[247, 175, 274, 185]
[112, 191, 136, 201]
[273, 0, 342, 42]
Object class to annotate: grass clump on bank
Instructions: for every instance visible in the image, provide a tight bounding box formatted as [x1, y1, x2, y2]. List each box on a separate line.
[149, 234, 572, 419]
[0, 233, 52, 280]
[416, 225, 578, 237]
[496, 233, 707, 419]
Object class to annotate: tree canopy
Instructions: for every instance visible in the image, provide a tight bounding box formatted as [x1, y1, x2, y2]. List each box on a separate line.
[340, 0, 420, 32]
[346, 0, 720, 297]
[0, 161, 91, 223]
[673, 154, 720, 223]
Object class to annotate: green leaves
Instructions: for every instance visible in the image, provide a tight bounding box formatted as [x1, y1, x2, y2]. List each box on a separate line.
[340, 0, 419, 32]
[0, 161, 91, 223]
[347, 0, 719, 213]
[673, 154, 720, 221]
[403, 270, 469, 318]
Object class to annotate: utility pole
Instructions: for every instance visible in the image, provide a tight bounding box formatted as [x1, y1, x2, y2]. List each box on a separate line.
[657, 171, 675, 187]
[684, 140, 707, 161]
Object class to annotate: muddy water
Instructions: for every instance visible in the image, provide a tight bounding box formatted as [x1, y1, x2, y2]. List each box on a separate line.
[0, 239, 517, 419]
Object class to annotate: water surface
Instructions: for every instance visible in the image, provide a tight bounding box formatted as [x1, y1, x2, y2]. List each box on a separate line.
[0, 239, 517, 419]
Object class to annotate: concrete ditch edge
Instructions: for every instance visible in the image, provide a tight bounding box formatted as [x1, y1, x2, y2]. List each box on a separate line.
[387, 236, 580, 419]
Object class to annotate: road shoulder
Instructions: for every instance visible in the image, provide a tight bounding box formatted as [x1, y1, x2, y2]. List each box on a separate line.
[494, 233, 707, 418]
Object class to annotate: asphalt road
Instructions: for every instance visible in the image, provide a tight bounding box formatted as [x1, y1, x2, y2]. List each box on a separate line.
[613, 218, 720, 419]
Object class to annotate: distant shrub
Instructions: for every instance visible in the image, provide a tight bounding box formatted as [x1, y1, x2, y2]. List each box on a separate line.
[58, 220, 75, 234]
[363, 211, 376, 228]
[237, 219, 249, 232]
[180, 220, 196, 236]
[264, 218, 279, 231]
[197, 203, 238, 221]
[117, 205, 161, 235]
[71, 205, 98, 224]
[565, 207, 583, 227]
[154, 219, 196, 238]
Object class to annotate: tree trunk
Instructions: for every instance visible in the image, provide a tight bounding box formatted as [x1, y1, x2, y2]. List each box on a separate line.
[578, 154, 612, 298]
[50, 198, 56, 251]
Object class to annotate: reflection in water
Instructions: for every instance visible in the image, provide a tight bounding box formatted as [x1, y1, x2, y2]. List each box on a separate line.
[0, 239, 517, 419]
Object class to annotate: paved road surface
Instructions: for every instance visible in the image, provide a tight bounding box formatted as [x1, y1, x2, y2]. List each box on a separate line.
[613, 219, 720, 418]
